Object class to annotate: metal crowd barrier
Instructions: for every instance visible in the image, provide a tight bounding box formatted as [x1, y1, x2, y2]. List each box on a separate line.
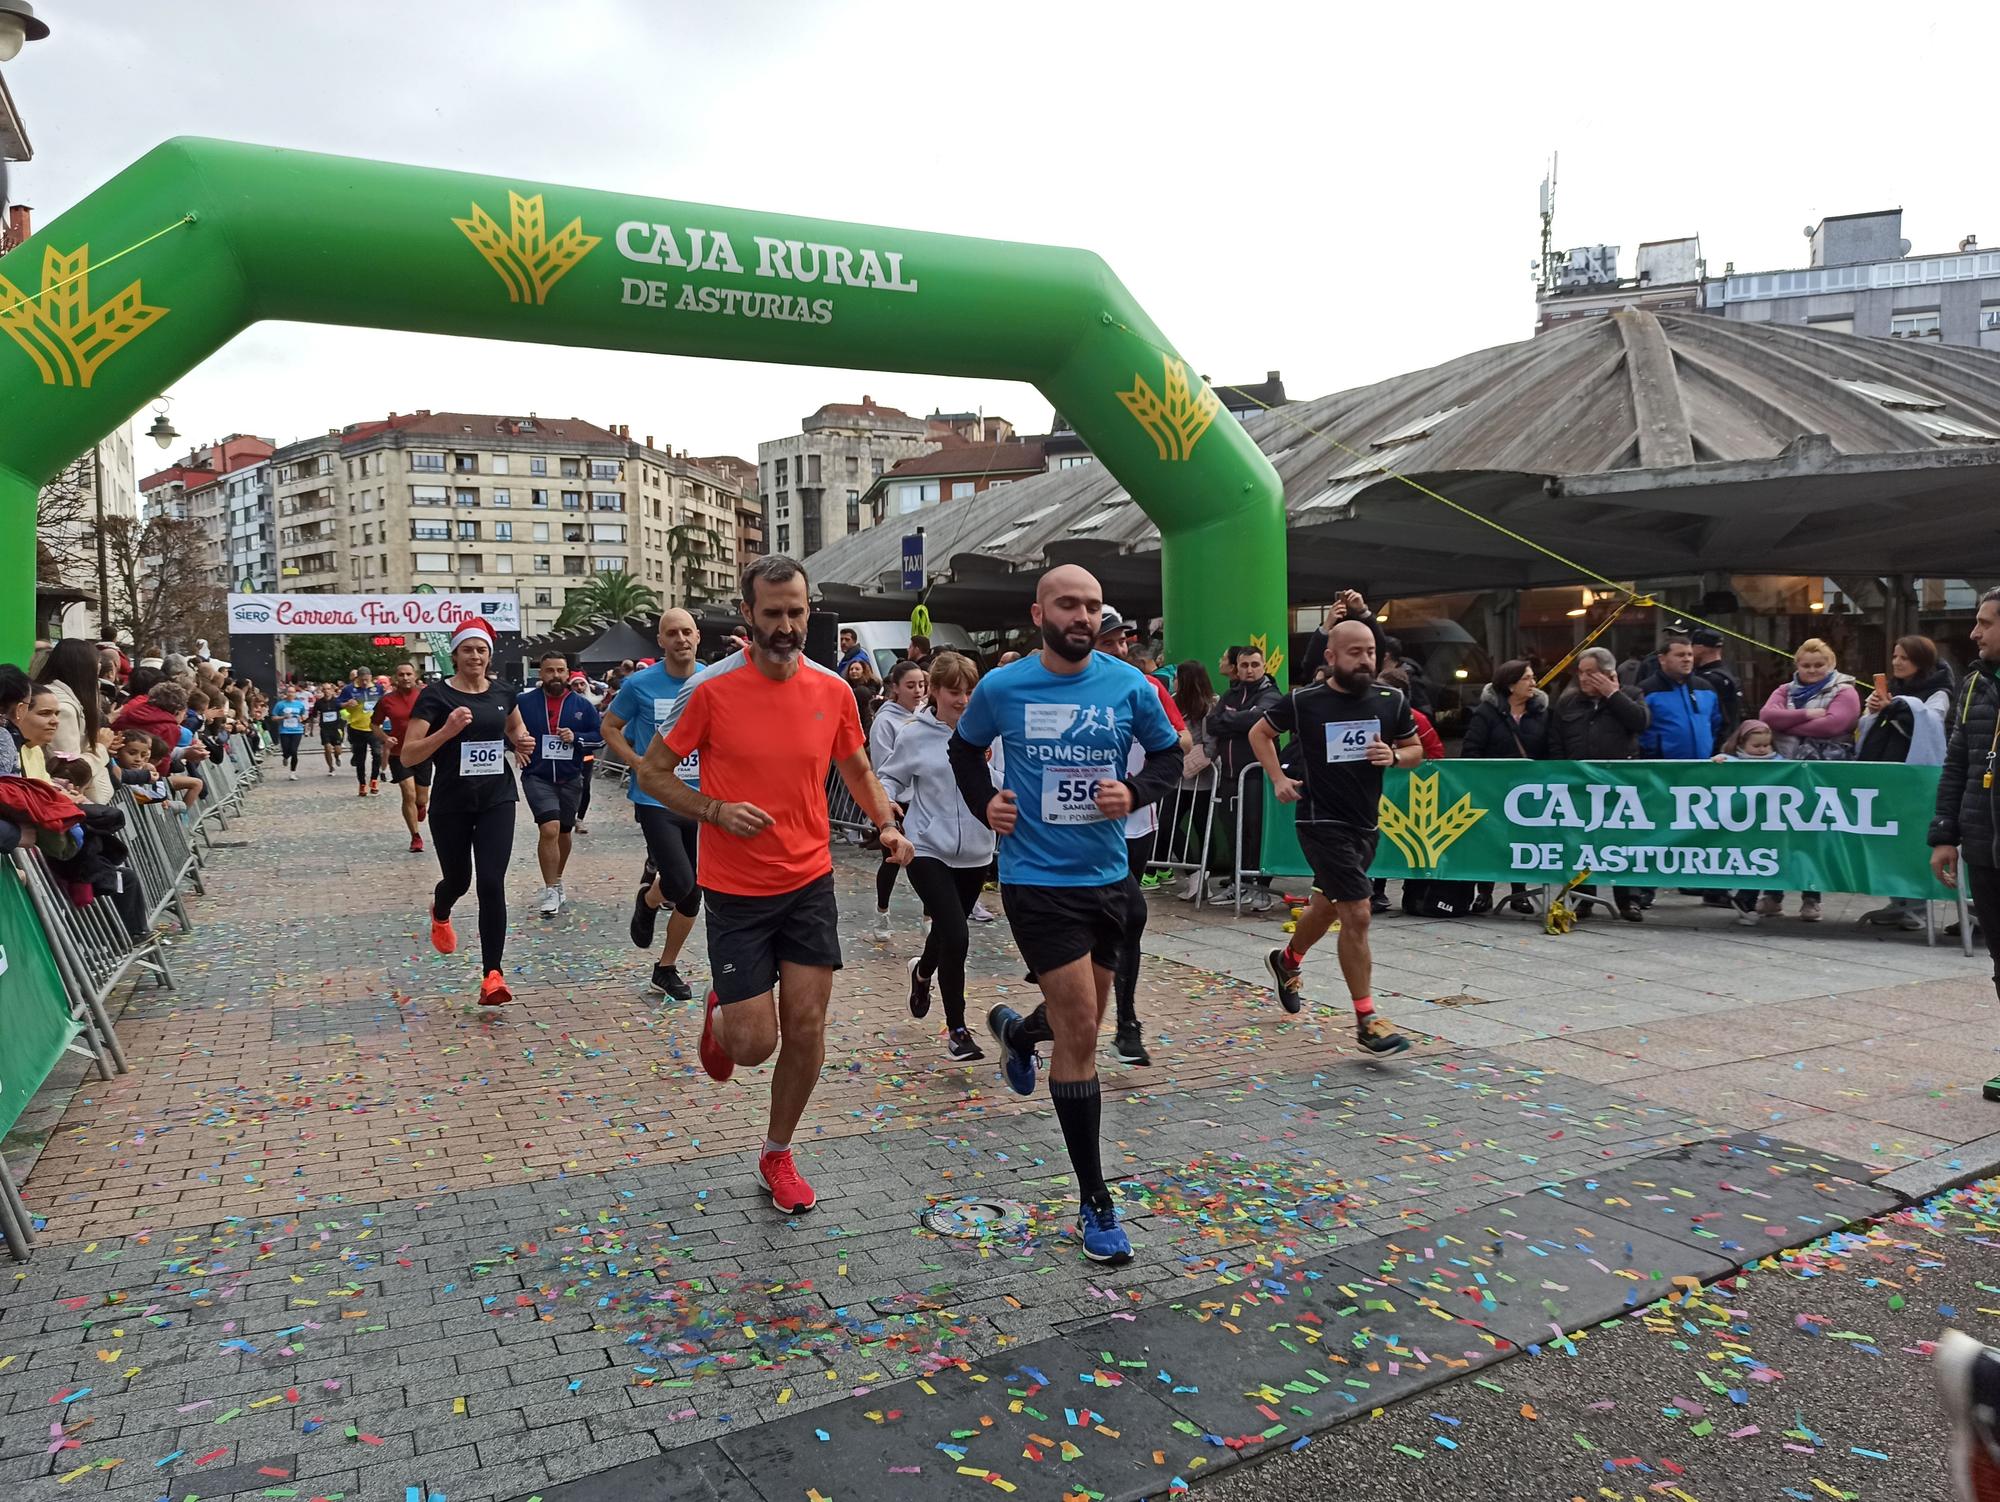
[115, 790, 196, 932]
[1143, 766, 1222, 905]
[825, 766, 871, 844]
[9, 847, 151, 1077]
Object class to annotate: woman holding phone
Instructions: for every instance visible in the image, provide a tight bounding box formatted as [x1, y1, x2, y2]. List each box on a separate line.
[399, 617, 535, 1005]
[1857, 635, 1955, 930]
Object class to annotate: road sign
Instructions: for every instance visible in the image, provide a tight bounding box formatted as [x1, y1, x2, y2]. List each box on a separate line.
[901, 533, 924, 593]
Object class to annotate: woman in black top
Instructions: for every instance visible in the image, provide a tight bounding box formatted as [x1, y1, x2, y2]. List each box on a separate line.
[400, 618, 533, 1005]
[1461, 658, 1550, 916]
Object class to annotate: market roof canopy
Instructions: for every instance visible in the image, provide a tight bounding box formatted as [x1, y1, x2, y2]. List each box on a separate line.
[806, 310, 2000, 622]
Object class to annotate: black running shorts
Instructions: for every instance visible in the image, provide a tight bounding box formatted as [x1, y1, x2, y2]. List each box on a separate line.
[522, 775, 585, 832]
[1001, 881, 1129, 976]
[703, 873, 842, 1005]
[319, 720, 345, 746]
[389, 757, 433, 787]
[1298, 823, 1379, 904]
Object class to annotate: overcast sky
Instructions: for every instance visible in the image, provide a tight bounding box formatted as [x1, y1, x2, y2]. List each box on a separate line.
[6, 0, 1988, 465]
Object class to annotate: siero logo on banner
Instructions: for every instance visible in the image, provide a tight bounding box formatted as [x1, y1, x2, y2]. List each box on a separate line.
[901, 533, 924, 593]
[226, 593, 521, 634]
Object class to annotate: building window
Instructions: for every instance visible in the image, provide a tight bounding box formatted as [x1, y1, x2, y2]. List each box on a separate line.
[846, 454, 859, 478]
[562, 491, 584, 510]
[591, 522, 626, 543]
[412, 484, 449, 507]
[411, 452, 445, 472]
[951, 481, 975, 500]
[777, 524, 790, 552]
[494, 520, 513, 540]
[1891, 311, 1942, 339]
[593, 555, 627, 573]
[453, 453, 478, 473]
[563, 555, 586, 575]
[411, 521, 450, 541]
[533, 589, 553, 606]
[560, 458, 581, 478]
[414, 552, 451, 572]
[590, 492, 624, 511]
[532, 521, 551, 542]
[1981, 307, 2000, 331]
[455, 488, 479, 507]
[561, 523, 583, 543]
[775, 457, 789, 487]
[590, 460, 620, 481]
[456, 553, 483, 574]
[806, 453, 821, 484]
[776, 489, 789, 518]
[492, 488, 511, 507]
[491, 455, 509, 475]
[493, 553, 513, 573]
[531, 488, 550, 507]
[457, 519, 479, 540]
[533, 554, 552, 573]
[530, 457, 547, 476]
[1056, 454, 1094, 469]
[846, 491, 861, 533]
[803, 511, 821, 555]
[871, 458, 885, 478]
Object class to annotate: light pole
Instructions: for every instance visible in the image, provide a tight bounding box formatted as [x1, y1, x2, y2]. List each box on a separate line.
[0, 1, 50, 64]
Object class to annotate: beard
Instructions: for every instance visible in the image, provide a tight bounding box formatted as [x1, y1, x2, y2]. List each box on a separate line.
[1041, 618, 1095, 663]
[1330, 663, 1374, 693]
[750, 620, 802, 659]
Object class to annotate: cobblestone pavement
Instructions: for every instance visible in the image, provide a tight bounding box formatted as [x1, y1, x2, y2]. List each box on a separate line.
[0, 768, 1989, 1500]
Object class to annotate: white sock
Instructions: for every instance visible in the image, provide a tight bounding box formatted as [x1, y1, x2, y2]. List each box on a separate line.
[762, 1138, 790, 1158]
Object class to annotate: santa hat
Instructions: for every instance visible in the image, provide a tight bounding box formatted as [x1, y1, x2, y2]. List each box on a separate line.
[450, 617, 497, 655]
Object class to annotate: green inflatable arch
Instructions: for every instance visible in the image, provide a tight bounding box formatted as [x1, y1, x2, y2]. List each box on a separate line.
[0, 138, 1284, 667]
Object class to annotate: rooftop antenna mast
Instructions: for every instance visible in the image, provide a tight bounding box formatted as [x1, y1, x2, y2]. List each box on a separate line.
[1537, 151, 1558, 292]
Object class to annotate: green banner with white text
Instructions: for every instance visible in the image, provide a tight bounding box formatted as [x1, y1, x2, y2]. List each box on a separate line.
[1259, 761, 1943, 899]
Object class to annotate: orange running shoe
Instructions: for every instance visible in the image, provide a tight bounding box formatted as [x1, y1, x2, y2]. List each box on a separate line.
[698, 990, 734, 1082]
[428, 906, 457, 955]
[369, 779, 380, 795]
[757, 1148, 817, 1214]
[479, 970, 511, 1007]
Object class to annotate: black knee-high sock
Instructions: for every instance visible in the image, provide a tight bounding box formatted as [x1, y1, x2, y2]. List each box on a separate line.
[1050, 1077, 1107, 1204]
[1018, 1002, 1054, 1048]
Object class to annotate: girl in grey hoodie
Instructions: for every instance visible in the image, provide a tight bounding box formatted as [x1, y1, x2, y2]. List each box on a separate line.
[868, 660, 928, 939]
[877, 652, 995, 1062]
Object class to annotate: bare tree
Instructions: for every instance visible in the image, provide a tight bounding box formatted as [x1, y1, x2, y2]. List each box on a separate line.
[34, 455, 95, 594]
[102, 513, 227, 653]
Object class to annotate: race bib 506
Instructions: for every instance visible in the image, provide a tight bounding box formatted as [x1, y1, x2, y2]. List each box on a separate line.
[460, 739, 506, 776]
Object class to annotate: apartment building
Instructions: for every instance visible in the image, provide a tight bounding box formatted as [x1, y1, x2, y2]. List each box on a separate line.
[269, 411, 748, 637]
[139, 433, 277, 594]
[757, 397, 939, 558]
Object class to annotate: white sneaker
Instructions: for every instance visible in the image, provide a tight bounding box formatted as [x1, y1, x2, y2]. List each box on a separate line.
[538, 885, 562, 917]
[1252, 889, 1276, 914]
[1208, 881, 1240, 905]
[288, 770, 298, 781]
[1735, 910, 1760, 927]
[872, 911, 893, 941]
[969, 899, 996, 924]
[1179, 873, 1203, 902]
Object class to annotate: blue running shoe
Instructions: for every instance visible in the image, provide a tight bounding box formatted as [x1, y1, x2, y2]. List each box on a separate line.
[1077, 1197, 1133, 1265]
[986, 1004, 1038, 1096]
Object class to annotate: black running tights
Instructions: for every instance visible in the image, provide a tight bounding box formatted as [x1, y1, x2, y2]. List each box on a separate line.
[876, 857, 902, 909]
[348, 726, 378, 786]
[432, 800, 515, 974]
[1115, 835, 1149, 1028]
[279, 731, 302, 771]
[907, 856, 984, 1032]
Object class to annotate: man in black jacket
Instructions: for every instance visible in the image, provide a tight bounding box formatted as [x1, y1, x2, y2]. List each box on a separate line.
[1548, 646, 1652, 921]
[1207, 643, 1282, 910]
[1689, 627, 1744, 741]
[1930, 588, 2000, 1015]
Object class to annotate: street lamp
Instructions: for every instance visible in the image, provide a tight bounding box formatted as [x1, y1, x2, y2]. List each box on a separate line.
[0, 1, 49, 63]
[146, 397, 179, 450]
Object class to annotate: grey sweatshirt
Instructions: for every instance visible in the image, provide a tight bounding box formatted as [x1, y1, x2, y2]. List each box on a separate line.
[876, 707, 997, 867]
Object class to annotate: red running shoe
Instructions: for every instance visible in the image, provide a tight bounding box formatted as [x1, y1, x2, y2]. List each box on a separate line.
[409, 834, 424, 853]
[757, 1148, 817, 1214]
[698, 989, 734, 1082]
[479, 970, 512, 1007]
[428, 906, 457, 955]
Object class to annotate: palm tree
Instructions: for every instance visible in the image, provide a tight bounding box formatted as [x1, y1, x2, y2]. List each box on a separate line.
[664, 521, 728, 606]
[554, 569, 662, 632]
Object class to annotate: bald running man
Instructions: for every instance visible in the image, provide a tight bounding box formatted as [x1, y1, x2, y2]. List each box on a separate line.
[604, 607, 707, 1000]
[949, 564, 1183, 1264]
[1250, 619, 1419, 1053]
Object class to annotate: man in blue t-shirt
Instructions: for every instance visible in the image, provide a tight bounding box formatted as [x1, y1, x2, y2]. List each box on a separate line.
[948, 565, 1181, 1266]
[601, 608, 705, 1000]
[517, 651, 602, 918]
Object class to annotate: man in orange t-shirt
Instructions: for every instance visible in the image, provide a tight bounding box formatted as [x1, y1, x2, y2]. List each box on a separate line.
[642, 554, 911, 1217]
[372, 661, 432, 853]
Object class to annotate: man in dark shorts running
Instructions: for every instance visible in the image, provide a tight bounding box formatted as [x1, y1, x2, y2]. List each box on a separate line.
[1250, 619, 1422, 1054]
[374, 661, 432, 853]
[947, 564, 1182, 1264]
[640, 555, 912, 1216]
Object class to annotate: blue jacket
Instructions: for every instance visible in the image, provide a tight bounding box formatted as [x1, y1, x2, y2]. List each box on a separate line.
[1636, 667, 1723, 759]
[516, 687, 601, 783]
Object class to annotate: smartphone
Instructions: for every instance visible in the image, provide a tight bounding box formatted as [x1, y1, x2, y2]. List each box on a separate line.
[1873, 673, 1890, 698]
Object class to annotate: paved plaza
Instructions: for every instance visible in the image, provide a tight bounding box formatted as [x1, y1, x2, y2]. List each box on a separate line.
[3, 770, 1998, 1500]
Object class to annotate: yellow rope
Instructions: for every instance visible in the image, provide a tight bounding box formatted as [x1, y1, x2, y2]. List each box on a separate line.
[1539, 595, 1633, 684]
[0, 214, 197, 322]
[1103, 315, 1789, 660]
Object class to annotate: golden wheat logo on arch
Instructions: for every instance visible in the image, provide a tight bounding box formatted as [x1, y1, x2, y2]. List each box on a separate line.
[455, 191, 601, 306]
[0, 243, 169, 388]
[1378, 772, 1486, 870]
[1117, 356, 1220, 462]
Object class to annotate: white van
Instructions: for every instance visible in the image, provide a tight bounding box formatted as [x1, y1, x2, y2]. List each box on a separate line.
[843, 619, 979, 676]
